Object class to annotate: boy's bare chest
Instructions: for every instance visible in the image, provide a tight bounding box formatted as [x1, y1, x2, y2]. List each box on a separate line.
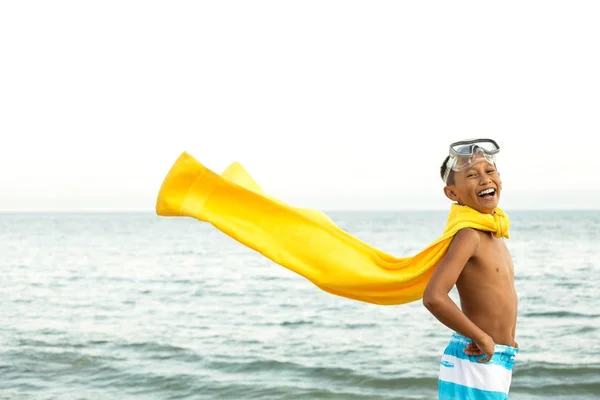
[465, 235, 514, 279]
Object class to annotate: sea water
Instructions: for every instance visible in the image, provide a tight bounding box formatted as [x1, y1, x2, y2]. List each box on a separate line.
[1, 210, 599, 399]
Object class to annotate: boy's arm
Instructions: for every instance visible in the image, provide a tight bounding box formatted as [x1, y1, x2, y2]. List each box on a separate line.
[512, 313, 518, 348]
[423, 228, 495, 359]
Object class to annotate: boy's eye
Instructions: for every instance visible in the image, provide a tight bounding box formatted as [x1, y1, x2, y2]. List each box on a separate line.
[467, 173, 477, 178]
[487, 169, 496, 174]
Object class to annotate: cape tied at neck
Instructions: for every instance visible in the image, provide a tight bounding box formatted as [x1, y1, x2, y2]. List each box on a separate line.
[446, 203, 510, 240]
[156, 152, 511, 306]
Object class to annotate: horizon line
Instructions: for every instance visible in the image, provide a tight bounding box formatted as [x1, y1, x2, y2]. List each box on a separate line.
[1, 208, 599, 213]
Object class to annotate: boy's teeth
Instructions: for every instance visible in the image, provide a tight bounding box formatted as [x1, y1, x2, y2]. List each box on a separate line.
[479, 188, 495, 196]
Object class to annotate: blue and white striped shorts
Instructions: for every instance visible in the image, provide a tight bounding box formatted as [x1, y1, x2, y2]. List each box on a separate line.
[438, 333, 518, 399]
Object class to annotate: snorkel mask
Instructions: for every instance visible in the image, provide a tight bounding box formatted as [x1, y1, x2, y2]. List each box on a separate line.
[442, 138, 500, 184]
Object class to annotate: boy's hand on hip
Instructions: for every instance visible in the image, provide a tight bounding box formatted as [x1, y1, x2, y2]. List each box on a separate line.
[464, 336, 495, 363]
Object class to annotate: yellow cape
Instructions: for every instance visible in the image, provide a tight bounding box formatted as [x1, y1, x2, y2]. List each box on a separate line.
[155, 152, 510, 306]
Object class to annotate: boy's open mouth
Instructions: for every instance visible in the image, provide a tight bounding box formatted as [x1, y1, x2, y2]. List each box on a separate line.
[477, 188, 496, 198]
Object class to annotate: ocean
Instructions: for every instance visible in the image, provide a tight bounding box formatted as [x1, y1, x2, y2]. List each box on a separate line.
[1, 210, 599, 399]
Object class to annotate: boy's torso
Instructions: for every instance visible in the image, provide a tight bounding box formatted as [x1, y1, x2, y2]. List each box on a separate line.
[456, 229, 518, 346]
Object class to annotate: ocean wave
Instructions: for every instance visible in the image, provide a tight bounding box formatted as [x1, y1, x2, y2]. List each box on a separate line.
[512, 361, 600, 396]
[208, 357, 433, 390]
[524, 311, 600, 319]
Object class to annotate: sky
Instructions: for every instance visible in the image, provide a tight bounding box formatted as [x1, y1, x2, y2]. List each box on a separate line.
[1, 1, 599, 211]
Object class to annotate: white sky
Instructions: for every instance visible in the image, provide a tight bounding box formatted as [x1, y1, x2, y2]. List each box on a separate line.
[1, 1, 599, 211]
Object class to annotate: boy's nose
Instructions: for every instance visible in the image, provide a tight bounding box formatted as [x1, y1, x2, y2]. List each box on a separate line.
[479, 176, 492, 185]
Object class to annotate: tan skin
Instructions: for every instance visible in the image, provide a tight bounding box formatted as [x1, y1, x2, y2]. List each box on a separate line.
[423, 159, 518, 363]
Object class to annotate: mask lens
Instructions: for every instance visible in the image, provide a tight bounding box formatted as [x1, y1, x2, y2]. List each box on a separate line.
[453, 153, 493, 171]
[450, 140, 499, 155]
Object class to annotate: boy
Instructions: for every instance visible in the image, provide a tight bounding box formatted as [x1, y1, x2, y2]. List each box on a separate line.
[423, 139, 519, 399]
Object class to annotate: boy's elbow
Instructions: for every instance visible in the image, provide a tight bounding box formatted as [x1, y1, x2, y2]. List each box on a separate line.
[422, 288, 444, 311]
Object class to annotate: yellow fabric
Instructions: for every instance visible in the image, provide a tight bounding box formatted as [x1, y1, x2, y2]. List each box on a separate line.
[155, 152, 510, 306]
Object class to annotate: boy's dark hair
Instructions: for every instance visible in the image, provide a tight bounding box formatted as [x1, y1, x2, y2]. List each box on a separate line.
[440, 156, 454, 185]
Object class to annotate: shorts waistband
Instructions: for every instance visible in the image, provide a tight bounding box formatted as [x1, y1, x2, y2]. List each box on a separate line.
[448, 332, 519, 357]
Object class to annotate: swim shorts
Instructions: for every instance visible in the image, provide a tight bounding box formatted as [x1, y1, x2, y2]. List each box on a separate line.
[438, 333, 518, 399]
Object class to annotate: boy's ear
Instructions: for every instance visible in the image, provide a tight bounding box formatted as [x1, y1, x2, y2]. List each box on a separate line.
[443, 185, 459, 202]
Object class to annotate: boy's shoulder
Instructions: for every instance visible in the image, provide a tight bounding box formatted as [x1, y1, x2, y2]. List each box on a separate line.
[439, 228, 482, 266]
[445, 227, 494, 260]
[452, 227, 482, 246]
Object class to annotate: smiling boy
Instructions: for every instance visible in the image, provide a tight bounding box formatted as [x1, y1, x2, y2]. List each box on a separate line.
[423, 139, 519, 399]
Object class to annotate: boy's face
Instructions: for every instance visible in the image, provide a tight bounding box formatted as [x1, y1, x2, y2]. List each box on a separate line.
[443, 156, 502, 214]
